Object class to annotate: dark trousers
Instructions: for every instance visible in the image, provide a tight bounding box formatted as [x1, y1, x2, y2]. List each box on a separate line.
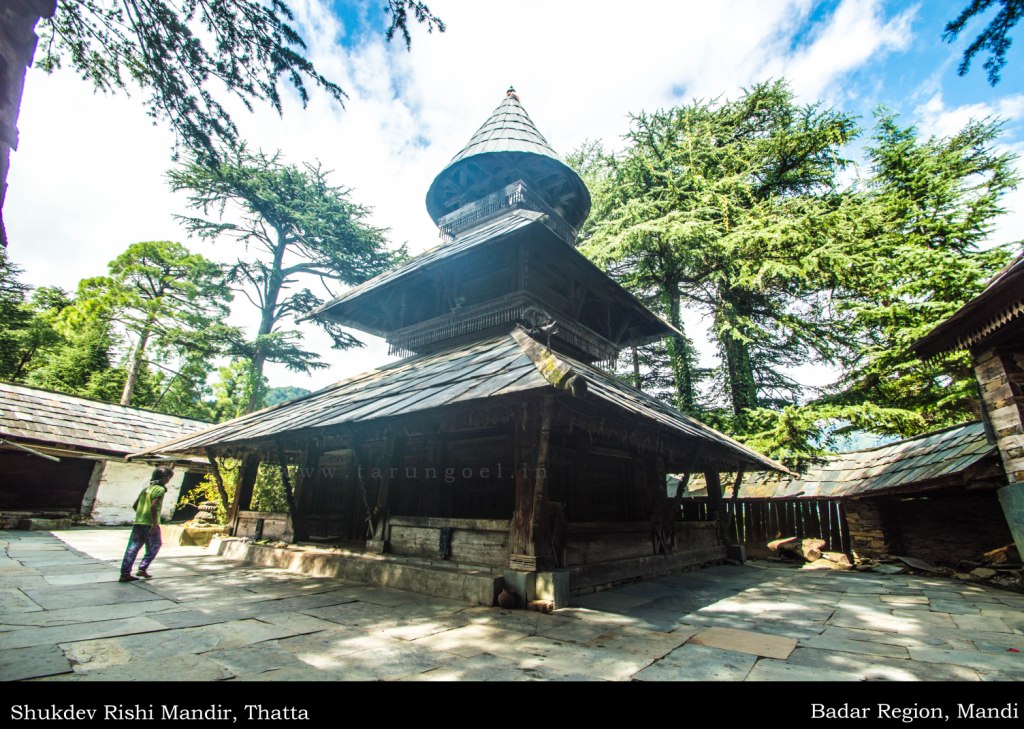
[120, 524, 161, 576]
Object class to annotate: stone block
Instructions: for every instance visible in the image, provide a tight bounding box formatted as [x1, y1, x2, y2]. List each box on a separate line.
[535, 571, 568, 607]
[19, 518, 74, 531]
[0, 643, 72, 680]
[501, 570, 535, 605]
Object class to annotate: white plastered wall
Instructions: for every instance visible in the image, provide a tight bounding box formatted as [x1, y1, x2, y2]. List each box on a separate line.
[87, 461, 186, 525]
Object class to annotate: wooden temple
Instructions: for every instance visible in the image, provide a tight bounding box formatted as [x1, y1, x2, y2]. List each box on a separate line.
[137, 88, 785, 604]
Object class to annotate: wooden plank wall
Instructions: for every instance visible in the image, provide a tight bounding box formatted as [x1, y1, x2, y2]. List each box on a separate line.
[388, 516, 510, 567]
[682, 498, 851, 556]
[564, 522, 653, 565]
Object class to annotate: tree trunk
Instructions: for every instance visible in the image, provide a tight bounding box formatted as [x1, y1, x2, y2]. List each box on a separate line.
[120, 326, 152, 406]
[716, 288, 758, 420]
[665, 288, 697, 413]
[244, 351, 268, 414]
[205, 449, 231, 516]
[244, 238, 287, 414]
[631, 346, 641, 390]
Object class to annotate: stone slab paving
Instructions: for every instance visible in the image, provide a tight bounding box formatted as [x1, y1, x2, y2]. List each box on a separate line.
[0, 527, 1021, 683]
[0, 643, 73, 681]
[689, 626, 797, 659]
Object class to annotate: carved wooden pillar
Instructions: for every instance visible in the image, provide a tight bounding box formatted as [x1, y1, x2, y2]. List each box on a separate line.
[366, 429, 403, 553]
[509, 397, 553, 570]
[228, 452, 260, 536]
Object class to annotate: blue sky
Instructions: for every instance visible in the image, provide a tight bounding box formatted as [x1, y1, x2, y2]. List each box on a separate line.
[6, 0, 1023, 395]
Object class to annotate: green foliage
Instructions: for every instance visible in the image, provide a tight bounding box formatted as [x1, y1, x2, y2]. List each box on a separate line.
[211, 359, 266, 421]
[169, 146, 405, 412]
[828, 112, 1019, 430]
[576, 81, 857, 422]
[575, 83, 1019, 469]
[154, 353, 220, 421]
[0, 242, 237, 420]
[265, 385, 311, 406]
[36, 0, 443, 160]
[178, 458, 293, 523]
[944, 0, 1023, 85]
[23, 300, 121, 397]
[0, 249, 33, 379]
[740, 404, 926, 472]
[74, 241, 238, 407]
[252, 463, 293, 513]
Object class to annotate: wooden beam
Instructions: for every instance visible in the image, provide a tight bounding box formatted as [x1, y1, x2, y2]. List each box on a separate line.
[228, 453, 260, 537]
[275, 440, 299, 543]
[704, 470, 726, 543]
[509, 397, 553, 569]
[722, 466, 746, 545]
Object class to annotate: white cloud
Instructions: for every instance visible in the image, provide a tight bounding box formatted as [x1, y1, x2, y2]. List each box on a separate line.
[913, 92, 1024, 252]
[782, 0, 917, 101]
[4, 1, 963, 395]
[915, 92, 1024, 139]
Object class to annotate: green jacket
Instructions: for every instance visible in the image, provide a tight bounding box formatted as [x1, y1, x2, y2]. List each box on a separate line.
[133, 483, 167, 526]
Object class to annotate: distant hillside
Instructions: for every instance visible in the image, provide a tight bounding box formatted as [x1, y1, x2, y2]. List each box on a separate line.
[265, 386, 312, 407]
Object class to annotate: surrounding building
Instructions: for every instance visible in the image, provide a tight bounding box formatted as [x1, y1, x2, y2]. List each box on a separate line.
[913, 253, 1024, 560]
[679, 422, 1012, 566]
[0, 381, 208, 526]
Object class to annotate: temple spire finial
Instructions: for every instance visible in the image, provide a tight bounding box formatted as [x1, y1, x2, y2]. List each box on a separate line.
[506, 85, 519, 101]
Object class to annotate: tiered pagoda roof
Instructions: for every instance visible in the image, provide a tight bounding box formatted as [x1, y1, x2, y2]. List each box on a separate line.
[140, 87, 784, 475]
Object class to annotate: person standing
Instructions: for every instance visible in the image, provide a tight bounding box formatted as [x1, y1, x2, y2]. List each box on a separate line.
[119, 465, 174, 582]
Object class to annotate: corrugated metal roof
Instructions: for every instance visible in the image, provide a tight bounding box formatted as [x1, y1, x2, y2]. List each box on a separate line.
[679, 421, 996, 499]
[134, 328, 785, 473]
[0, 382, 209, 457]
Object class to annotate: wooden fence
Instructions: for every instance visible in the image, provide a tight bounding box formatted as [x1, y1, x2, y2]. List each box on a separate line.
[680, 498, 851, 556]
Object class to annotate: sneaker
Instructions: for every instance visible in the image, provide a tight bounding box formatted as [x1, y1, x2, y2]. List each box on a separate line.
[137, 570, 152, 579]
[119, 575, 139, 583]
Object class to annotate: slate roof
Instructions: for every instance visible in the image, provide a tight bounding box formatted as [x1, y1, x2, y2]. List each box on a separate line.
[0, 382, 210, 457]
[425, 88, 591, 231]
[309, 211, 540, 329]
[134, 327, 785, 473]
[679, 421, 996, 499]
[447, 90, 559, 163]
[309, 209, 678, 347]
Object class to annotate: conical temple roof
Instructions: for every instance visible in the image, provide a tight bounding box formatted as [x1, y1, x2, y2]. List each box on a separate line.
[448, 89, 559, 162]
[426, 88, 591, 232]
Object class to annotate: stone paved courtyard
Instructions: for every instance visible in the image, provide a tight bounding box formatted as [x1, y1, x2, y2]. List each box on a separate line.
[2, 528, 1023, 682]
